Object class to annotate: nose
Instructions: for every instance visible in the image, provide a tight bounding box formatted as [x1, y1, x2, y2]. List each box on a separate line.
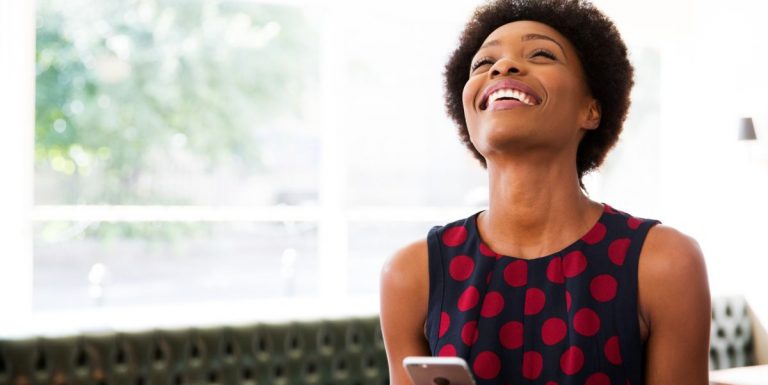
[489, 58, 523, 77]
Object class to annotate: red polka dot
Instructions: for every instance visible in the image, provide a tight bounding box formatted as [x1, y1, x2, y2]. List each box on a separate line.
[449, 255, 475, 281]
[627, 216, 641, 230]
[541, 317, 567, 345]
[499, 321, 524, 349]
[590, 274, 618, 302]
[479, 243, 498, 257]
[481, 291, 505, 318]
[438, 344, 456, 357]
[560, 346, 584, 375]
[604, 336, 622, 364]
[503, 260, 528, 287]
[522, 351, 543, 380]
[461, 321, 479, 345]
[442, 226, 467, 247]
[546, 257, 565, 284]
[546, 382, 559, 385]
[586, 372, 611, 385]
[582, 222, 607, 245]
[563, 251, 587, 278]
[608, 238, 631, 266]
[604, 204, 617, 214]
[473, 351, 501, 380]
[458, 286, 480, 311]
[573, 308, 601, 336]
[439, 312, 450, 338]
[565, 290, 572, 311]
[524, 288, 546, 315]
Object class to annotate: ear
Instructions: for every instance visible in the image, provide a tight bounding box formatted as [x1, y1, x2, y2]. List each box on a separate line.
[583, 98, 601, 130]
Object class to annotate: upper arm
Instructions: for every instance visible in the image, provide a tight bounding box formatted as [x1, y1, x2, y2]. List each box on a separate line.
[639, 225, 711, 385]
[379, 239, 432, 385]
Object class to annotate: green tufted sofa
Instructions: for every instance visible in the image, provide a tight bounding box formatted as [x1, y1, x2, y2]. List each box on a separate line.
[0, 296, 762, 385]
[0, 316, 389, 385]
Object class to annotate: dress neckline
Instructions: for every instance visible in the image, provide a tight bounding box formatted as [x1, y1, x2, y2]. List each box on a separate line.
[471, 202, 609, 263]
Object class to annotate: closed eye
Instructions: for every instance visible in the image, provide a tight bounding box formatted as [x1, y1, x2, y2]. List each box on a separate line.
[470, 57, 494, 72]
[531, 49, 557, 60]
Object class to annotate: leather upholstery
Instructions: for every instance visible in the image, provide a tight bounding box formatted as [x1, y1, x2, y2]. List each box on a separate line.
[0, 316, 388, 385]
[709, 296, 755, 370]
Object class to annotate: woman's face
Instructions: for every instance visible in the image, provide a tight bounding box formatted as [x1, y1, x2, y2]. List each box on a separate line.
[462, 20, 600, 163]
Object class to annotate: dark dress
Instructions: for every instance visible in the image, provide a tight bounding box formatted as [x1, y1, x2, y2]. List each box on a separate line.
[425, 203, 661, 385]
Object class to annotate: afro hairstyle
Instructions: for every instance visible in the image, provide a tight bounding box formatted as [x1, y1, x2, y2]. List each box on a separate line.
[443, 0, 634, 190]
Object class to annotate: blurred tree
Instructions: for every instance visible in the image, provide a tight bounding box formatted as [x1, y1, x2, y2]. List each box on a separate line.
[35, 0, 319, 205]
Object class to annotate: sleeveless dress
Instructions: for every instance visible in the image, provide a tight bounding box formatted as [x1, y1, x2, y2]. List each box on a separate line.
[425, 203, 661, 385]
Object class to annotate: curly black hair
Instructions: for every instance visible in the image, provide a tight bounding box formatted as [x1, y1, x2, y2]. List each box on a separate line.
[444, 0, 633, 190]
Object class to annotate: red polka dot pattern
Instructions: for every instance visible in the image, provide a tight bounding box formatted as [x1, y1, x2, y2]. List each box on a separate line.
[481, 292, 505, 318]
[462, 321, 479, 345]
[442, 226, 468, 247]
[586, 372, 611, 385]
[439, 312, 450, 338]
[608, 238, 631, 266]
[449, 255, 475, 281]
[560, 346, 584, 375]
[479, 243, 498, 257]
[473, 351, 501, 380]
[541, 317, 567, 345]
[582, 222, 607, 245]
[427, 203, 659, 385]
[499, 321, 524, 349]
[590, 274, 618, 302]
[458, 286, 480, 311]
[605, 336, 622, 364]
[503, 260, 528, 287]
[546, 256, 565, 284]
[522, 351, 544, 380]
[524, 288, 546, 315]
[573, 308, 601, 336]
[438, 344, 456, 357]
[563, 251, 587, 277]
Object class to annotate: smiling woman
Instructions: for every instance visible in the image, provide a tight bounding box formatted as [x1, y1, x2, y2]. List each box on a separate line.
[379, 1, 711, 385]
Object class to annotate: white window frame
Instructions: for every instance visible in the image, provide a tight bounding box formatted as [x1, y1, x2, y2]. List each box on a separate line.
[0, 0, 489, 337]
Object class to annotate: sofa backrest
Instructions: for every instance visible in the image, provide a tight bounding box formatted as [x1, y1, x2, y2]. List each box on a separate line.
[0, 316, 388, 385]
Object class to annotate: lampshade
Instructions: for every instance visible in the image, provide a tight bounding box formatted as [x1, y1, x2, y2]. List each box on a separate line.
[738, 117, 757, 140]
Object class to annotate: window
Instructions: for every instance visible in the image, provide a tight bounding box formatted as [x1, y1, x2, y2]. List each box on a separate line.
[2, 0, 678, 335]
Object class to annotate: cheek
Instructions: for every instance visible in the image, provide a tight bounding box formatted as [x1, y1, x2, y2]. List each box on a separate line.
[461, 79, 480, 121]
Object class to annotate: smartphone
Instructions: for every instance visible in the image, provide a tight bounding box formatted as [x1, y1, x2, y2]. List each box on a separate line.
[402, 356, 477, 385]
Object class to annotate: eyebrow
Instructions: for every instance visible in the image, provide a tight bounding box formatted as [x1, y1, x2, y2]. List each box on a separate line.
[478, 33, 567, 58]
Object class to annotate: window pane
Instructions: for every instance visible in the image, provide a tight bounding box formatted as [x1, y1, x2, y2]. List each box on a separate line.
[35, 0, 320, 205]
[33, 221, 318, 310]
[339, 7, 488, 206]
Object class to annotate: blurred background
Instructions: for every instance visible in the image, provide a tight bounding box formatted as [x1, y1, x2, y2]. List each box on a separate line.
[1, 0, 767, 335]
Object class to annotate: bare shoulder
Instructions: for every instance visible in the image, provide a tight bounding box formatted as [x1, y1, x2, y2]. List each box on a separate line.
[638, 223, 711, 383]
[639, 224, 707, 284]
[380, 238, 429, 289]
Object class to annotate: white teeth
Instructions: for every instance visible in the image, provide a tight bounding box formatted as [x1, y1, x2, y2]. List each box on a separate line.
[487, 88, 536, 106]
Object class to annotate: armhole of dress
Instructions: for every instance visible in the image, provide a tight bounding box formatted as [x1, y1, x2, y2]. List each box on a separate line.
[624, 218, 662, 384]
[425, 225, 445, 355]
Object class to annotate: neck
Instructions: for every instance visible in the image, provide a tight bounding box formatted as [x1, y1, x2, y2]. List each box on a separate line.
[479, 157, 602, 259]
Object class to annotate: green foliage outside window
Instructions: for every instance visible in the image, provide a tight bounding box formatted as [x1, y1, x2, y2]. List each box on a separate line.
[35, 0, 319, 205]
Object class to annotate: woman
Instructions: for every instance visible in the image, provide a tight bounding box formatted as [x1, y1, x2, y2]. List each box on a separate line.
[379, 1, 711, 384]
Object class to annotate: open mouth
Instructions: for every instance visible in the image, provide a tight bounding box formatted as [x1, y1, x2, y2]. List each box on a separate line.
[479, 79, 542, 111]
[481, 88, 538, 110]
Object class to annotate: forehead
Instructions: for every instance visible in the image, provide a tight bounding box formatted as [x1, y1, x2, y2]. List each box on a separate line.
[478, 20, 573, 52]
